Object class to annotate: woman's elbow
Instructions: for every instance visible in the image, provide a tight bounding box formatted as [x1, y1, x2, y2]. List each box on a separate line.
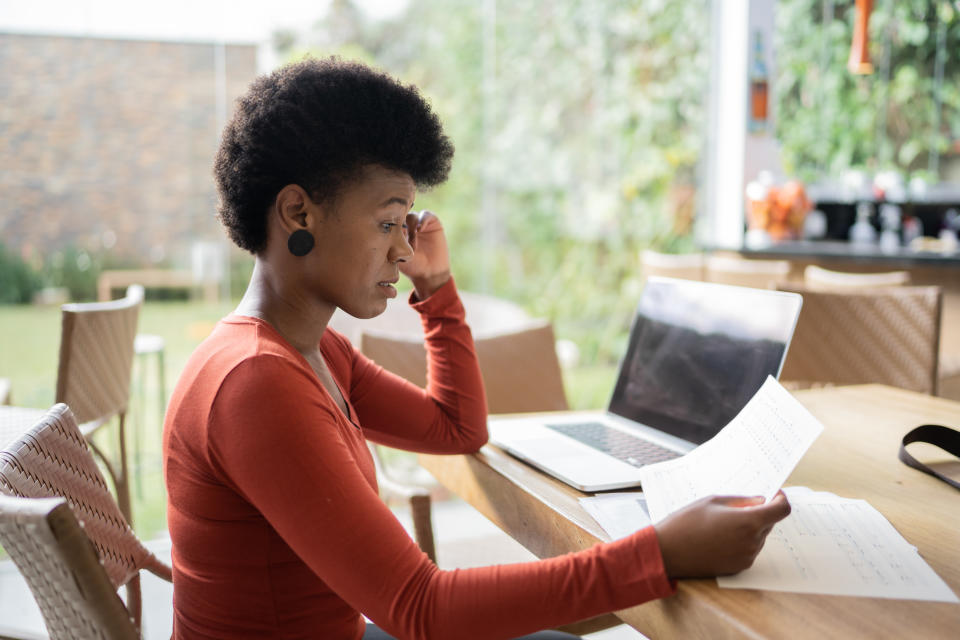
[458, 422, 488, 453]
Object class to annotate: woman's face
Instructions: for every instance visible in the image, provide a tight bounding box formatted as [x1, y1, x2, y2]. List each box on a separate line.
[309, 164, 416, 319]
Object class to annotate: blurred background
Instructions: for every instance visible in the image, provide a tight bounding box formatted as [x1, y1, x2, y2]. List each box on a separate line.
[1, 0, 959, 539]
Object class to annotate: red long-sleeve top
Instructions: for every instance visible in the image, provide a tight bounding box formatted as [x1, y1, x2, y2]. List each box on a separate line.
[162, 278, 675, 640]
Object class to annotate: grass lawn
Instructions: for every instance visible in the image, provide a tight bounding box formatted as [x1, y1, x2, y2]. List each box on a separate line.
[0, 299, 616, 543]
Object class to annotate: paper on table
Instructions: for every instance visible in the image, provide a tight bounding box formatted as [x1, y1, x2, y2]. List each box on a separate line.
[639, 376, 823, 524]
[579, 493, 650, 541]
[718, 488, 959, 602]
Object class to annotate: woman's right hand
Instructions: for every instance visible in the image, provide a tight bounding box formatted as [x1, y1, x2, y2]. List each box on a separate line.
[653, 491, 791, 578]
[400, 210, 452, 301]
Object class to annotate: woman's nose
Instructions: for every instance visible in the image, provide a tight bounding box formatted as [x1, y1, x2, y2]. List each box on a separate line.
[390, 225, 414, 263]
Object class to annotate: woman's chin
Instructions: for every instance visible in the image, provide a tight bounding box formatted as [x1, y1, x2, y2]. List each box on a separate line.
[341, 299, 388, 320]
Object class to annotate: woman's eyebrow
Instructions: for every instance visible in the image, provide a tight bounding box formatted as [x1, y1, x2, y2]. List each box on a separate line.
[379, 196, 413, 208]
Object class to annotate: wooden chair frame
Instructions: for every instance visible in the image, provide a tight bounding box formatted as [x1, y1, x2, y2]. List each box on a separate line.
[0, 404, 172, 638]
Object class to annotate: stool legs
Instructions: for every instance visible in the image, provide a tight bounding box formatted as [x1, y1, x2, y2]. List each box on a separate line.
[131, 337, 166, 504]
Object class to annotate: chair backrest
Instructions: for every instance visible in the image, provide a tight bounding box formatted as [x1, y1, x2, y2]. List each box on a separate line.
[776, 284, 942, 394]
[804, 264, 911, 289]
[0, 495, 139, 640]
[0, 404, 170, 589]
[640, 250, 705, 282]
[56, 285, 143, 426]
[359, 320, 569, 414]
[705, 255, 791, 289]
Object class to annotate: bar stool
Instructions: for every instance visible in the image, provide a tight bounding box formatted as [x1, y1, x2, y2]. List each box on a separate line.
[133, 333, 166, 498]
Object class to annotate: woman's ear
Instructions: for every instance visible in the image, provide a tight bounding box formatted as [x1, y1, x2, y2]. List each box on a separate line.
[274, 184, 313, 232]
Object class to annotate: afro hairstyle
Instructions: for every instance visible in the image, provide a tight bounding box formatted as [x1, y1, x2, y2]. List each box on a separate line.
[214, 57, 454, 254]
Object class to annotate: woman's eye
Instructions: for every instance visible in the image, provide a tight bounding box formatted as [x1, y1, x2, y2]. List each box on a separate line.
[380, 222, 396, 232]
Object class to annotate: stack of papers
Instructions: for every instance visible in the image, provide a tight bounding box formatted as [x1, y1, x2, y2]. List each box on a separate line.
[717, 487, 958, 601]
[580, 487, 958, 602]
[578, 377, 958, 602]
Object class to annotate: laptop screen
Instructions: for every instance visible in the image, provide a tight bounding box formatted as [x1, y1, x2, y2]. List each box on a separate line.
[607, 277, 802, 445]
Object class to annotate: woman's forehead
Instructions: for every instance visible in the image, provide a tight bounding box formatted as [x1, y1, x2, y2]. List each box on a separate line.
[343, 165, 416, 207]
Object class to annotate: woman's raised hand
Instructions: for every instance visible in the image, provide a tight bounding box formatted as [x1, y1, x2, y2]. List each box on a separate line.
[653, 491, 791, 578]
[401, 210, 452, 300]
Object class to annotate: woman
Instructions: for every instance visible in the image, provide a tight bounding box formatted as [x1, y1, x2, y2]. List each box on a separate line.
[162, 57, 790, 640]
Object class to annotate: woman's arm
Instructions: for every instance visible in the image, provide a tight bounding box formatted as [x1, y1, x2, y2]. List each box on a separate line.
[345, 276, 489, 454]
[210, 359, 673, 640]
[345, 209, 489, 453]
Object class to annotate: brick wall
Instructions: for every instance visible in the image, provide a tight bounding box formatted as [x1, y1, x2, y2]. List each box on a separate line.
[0, 33, 257, 266]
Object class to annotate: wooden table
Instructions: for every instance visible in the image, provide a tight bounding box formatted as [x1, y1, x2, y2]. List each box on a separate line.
[97, 269, 219, 304]
[419, 385, 960, 639]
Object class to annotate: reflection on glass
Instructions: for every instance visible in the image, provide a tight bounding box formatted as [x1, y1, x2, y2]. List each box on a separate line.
[609, 279, 798, 445]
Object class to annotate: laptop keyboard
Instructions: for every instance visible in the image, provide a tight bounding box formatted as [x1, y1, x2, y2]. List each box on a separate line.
[545, 422, 682, 468]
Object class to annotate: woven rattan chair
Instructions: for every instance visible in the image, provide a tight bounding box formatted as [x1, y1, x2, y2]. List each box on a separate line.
[0, 496, 139, 640]
[798, 267, 960, 399]
[57, 285, 143, 524]
[0, 403, 172, 638]
[705, 255, 791, 289]
[357, 320, 569, 563]
[804, 264, 911, 289]
[776, 284, 943, 394]
[640, 250, 705, 282]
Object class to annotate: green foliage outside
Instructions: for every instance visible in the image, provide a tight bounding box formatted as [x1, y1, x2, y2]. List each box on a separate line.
[0, 242, 221, 303]
[0, 241, 121, 303]
[775, 0, 960, 181]
[0, 242, 106, 303]
[41, 245, 103, 302]
[279, 0, 709, 366]
[0, 243, 43, 304]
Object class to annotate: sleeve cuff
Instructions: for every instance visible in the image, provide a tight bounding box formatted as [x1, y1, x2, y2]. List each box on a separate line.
[603, 524, 677, 600]
[637, 525, 679, 598]
[408, 276, 465, 321]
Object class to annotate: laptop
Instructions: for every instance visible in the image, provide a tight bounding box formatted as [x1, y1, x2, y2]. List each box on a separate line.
[488, 276, 803, 491]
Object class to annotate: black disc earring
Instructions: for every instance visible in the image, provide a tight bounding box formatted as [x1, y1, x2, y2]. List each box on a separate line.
[287, 229, 315, 257]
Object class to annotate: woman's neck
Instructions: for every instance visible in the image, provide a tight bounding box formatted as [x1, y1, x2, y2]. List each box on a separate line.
[234, 259, 334, 355]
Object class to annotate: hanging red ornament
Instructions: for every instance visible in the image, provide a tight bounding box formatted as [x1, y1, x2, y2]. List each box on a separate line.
[848, 0, 874, 74]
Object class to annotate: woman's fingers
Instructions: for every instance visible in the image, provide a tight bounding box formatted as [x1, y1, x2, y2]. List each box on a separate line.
[405, 210, 442, 246]
[756, 492, 792, 523]
[417, 210, 441, 232]
[713, 492, 791, 521]
[713, 495, 765, 508]
[405, 212, 420, 247]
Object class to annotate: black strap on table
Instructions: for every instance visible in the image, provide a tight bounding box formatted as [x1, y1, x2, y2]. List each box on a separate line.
[898, 424, 960, 491]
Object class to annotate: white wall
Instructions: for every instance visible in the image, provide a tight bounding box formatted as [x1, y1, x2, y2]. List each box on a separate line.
[699, 0, 783, 249]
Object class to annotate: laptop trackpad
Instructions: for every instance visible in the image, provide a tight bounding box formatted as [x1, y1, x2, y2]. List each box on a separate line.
[500, 436, 645, 489]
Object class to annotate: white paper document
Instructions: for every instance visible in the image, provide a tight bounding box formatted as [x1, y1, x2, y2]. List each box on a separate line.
[639, 376, 824, 524]
[579, 493, 650, 541]
[718, 488, 959, 602]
